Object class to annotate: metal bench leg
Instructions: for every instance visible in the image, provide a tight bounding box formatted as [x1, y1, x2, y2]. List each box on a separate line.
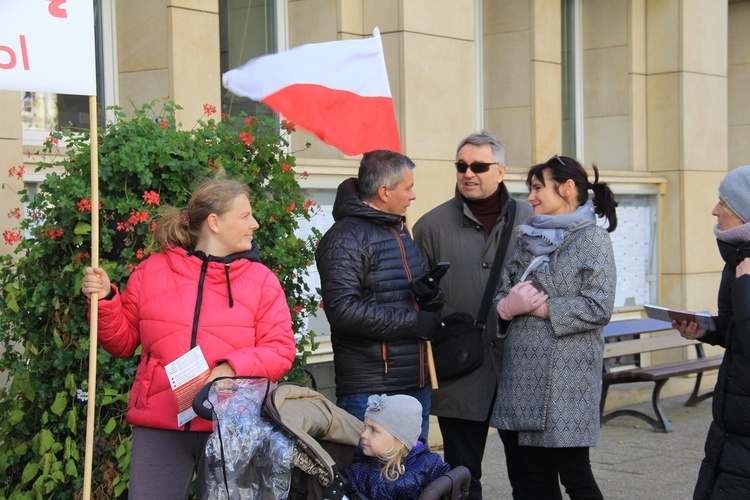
[650, 379, 672, 433]
[600, 381, 610, 419]
[685, 372, 714, 407]
[600, 380, 672, 433]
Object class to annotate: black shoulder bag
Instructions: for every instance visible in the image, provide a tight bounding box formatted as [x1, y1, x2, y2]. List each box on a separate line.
[431, 199, 517, 381]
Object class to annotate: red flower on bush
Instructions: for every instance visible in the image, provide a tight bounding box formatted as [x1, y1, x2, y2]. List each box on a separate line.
[74, 252, 90, 264]
[303, 199, 315, 211]
[45, 136, 59, 147]
[135, 248, 144, 260]
[142, 190, 160, 206]
[203, 103, 217, 116]
[7, 165, 24, 180]
[3, 230, 21, 245]
[282, 163, 292, 172]
[46, 228, 64, 240]
[159, 120, 169, 129]
[240, 131, 254, 146]
[7, 208, 21, 219]
[282, 120, 296, 133]
[286, 203, 296, 213]
[117, 210, 150, 232]
[77, 198, 92, 212]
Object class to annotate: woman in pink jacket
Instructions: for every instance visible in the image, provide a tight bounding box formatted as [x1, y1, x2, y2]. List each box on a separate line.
[82, 178, 296, 499]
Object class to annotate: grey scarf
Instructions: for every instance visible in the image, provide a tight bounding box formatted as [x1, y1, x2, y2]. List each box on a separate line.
[517, 200, 597, 279]
[714, 221, 750, 245]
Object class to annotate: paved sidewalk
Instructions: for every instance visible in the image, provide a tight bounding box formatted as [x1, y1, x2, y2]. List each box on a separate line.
[477, 394, 713, 499]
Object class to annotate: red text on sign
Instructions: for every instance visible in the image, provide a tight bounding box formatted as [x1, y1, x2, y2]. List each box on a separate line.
[0, 35, 30, 71]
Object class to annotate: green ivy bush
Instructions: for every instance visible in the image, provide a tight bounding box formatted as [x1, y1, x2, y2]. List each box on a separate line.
[0, 100, 321, 498]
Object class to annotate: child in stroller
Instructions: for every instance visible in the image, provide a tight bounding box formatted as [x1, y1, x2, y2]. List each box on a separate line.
[342, 394, 452, 499]
[195, 378, 469, 499]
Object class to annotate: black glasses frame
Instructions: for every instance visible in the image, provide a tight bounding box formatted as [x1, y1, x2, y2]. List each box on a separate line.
[552, 154, 566, 167]
[454, 161, 499, 174]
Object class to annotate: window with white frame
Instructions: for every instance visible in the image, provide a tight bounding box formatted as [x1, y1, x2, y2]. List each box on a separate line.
[219, 0, 280, 119]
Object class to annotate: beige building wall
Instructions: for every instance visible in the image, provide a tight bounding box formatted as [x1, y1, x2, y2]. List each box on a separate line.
[116, 0, 221, 124]
[729, 1, 750, 169]
[0, 91, 23, 258]
[646, 1, 728, 314]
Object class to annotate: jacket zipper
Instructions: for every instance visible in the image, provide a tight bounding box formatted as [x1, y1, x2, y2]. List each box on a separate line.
[388, 226, 426, 388]
[184, 258, 209, 431]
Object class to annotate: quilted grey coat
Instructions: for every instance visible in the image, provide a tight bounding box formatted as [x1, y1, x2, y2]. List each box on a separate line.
[490, 224, 616, 448]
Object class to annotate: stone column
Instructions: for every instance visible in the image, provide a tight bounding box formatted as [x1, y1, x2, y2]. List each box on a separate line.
[116, 0, 220, 123]
[646, 1, 728, 311]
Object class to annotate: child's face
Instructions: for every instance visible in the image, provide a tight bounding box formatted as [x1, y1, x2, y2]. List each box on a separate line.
[361, 417, 398, 457]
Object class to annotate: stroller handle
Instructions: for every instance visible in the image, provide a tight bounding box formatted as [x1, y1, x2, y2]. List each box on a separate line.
[192, 383, 214, 420]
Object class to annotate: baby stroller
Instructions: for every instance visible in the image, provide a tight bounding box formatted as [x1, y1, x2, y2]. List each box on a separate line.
[194, 377, 470, 499]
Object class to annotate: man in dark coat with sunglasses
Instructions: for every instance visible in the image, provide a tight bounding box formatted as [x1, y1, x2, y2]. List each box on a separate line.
[413, 131, 532, 499]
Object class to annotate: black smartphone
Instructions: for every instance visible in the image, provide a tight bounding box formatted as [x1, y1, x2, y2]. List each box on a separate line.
[426, 262, 451, 282]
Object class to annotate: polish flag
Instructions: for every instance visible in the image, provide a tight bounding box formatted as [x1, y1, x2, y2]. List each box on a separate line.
[222, 28, 401, 156]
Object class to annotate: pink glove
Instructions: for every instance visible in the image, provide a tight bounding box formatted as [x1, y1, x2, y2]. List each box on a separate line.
[496, 281, 549, 321]
[529, 300, 549, 319]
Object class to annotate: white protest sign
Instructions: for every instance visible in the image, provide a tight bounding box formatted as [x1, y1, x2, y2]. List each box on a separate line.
[0, 0, 96, 95]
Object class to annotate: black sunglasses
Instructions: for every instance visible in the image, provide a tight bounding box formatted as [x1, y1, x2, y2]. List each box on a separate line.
[454, 161, 499, 174]
[552, 154, 566, 167]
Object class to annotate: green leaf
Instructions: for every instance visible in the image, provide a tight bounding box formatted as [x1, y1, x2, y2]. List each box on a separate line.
[103, 417, 116, 434]
[5, 291, 19, 313]
[50, 392, 67, 416]
[74, 222, 91, 235]
[64, 373, 77, 393]
[37, 430, 55, 455]
[66, 410, 76, 434]
[8, 409, 24, 426]
[14, 441, 28, 456]
[64, 459, 77, 477]
[21, 462, 39, 485]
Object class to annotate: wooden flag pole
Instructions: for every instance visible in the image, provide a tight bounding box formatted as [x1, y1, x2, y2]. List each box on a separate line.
[82, 95, 100, 500]
[427, 341, 438, 389]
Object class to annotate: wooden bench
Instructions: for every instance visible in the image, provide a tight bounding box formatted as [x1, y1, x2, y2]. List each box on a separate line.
[600, 318, 723, 433]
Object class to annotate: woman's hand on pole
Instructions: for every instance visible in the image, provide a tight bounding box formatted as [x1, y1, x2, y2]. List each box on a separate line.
[82, 267, 111, 300]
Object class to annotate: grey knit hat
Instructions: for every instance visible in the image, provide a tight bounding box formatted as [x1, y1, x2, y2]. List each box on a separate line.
[719, 165, 750, 223]
[364, 394, 422, 451]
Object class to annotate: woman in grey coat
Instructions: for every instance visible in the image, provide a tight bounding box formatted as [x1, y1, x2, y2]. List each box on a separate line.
[491, 155, 618, 500]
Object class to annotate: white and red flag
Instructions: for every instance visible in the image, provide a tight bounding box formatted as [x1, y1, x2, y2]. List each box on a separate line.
[222, 28, 401, 156]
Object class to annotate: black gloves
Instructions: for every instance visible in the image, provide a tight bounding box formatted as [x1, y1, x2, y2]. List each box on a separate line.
[409, 274, 441, 304]
[416, 311, 442, 340]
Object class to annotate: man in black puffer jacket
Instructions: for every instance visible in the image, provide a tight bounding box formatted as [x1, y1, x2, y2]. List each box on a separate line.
[316, 150, 443, 442]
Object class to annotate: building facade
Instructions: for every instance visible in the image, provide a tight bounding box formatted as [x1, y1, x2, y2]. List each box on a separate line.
[1, 0, 748, 404]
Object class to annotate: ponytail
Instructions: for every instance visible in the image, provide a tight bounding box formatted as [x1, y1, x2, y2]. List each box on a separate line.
[589, 164, 618, 232]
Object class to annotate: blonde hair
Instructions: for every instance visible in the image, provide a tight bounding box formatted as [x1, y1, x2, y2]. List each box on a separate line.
[377, 441, 409, 482]
[151, 178, 250, 250]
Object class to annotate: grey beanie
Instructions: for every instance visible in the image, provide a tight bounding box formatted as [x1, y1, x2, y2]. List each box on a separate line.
[364, 394, 422, 451]
[719, 165, 750, 223]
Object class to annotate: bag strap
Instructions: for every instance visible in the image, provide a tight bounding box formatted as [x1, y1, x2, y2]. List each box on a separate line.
[475, 198, 516, 330]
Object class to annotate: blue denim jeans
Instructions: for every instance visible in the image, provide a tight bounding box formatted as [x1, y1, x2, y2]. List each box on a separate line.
[337, 386, 431, 442]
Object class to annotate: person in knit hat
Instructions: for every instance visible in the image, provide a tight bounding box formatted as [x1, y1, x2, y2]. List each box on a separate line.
[717, 164, 750, 224]
[343, 394, 450, 499]
[673, 164, 750, 498]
